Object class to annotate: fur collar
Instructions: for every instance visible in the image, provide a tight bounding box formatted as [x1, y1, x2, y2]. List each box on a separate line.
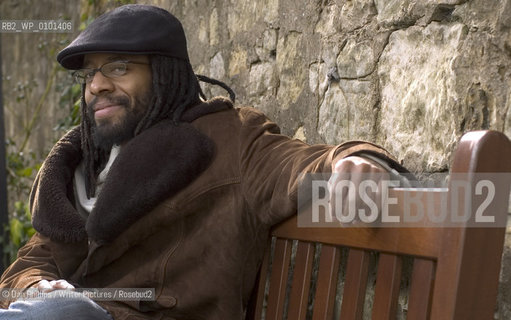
[31, 97, 232, 243]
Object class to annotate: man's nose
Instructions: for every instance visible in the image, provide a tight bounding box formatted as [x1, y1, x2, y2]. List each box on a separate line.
[88, 71, 115, 96]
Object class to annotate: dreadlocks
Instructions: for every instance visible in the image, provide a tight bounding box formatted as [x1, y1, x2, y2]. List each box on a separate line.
[80, 55, 235, 198]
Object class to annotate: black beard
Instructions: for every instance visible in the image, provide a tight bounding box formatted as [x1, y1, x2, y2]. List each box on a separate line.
[88, 93, 151, 151]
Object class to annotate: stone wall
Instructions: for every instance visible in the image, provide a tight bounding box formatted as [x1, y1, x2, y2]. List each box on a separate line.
[142, 0, 511, 318]
[147, 0, 511, 173]
[2, 0, 511, 318]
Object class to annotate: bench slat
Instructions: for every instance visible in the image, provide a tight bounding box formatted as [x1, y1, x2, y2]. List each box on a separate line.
[273, 214, 443, 258]
[311, 244, 341, 320]
[248, 239, 272, 320]
[371, 253, 403, 319]
[407, 258, 435, 319]
[339, 249, 370, 320]
[287, 241, 315, 320]
[266, 238, 293, 320]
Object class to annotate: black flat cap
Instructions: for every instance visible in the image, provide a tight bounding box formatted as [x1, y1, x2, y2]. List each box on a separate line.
[57, 4, 189, 69]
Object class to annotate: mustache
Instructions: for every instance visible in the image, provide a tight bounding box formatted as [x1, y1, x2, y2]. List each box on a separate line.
[87, 95, 130, 111]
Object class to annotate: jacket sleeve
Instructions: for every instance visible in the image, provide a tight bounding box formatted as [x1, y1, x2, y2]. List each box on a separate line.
[0, 233, 58, 306]
[238, 107, 398, 226]
[0, 232, 86, 308]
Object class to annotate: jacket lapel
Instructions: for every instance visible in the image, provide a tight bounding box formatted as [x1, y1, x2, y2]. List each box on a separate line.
[31, 97, 232, 243]
[87, 120, 215, 243]
[30, 127, 85, 243]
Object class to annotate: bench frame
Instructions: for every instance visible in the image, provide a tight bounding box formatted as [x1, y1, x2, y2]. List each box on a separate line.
[247, 130, 511, 320]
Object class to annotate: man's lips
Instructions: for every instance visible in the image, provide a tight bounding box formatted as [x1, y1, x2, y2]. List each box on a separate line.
[93, 103, 123, 119]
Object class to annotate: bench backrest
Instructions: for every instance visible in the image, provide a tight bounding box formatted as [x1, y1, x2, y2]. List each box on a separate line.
[247, 130, 511, 320]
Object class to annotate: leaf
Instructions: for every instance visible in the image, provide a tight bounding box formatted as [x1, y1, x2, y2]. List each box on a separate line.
[9, 219, 23, 247]
[26, 227, 36, 238]
[16, 167, 33, 177]
[24, 203, 32, 219]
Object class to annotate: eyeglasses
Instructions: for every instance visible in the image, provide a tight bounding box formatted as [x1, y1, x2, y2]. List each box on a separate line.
[72, 60, 150, 84]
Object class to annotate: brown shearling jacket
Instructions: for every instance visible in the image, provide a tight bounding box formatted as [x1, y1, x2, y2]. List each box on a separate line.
[0, 97, 395, 319]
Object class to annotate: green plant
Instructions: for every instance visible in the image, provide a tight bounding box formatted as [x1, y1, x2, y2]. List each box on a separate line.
[3, 202, 36, 264]
[1, 41, 80, 264]
[2, 138, 43, 265]
[0, 0, 120, 265]
[55, 81, 82, 132]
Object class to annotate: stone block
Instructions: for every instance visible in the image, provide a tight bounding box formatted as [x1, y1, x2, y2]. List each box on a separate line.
[337, 39, 375, 78]
[276, 32, 307, 107]
[318, 79, 377, 144]
[378, 22, 468, 171]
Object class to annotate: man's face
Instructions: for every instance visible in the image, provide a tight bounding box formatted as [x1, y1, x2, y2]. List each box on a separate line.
[83, 53, 152, 150]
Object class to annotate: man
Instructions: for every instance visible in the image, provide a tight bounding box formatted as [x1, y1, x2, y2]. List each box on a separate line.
[0, 4, 402, 319]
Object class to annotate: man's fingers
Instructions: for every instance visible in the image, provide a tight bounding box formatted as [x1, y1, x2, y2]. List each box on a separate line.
[50, 280, 75, 290]
[334, 156, 385, 174]
[34, 279, 52, 291]
[32, 279, 75, 293]
[330, 156, 390, 226]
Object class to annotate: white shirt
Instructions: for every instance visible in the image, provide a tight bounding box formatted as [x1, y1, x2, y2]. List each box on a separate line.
[74, 145, 121, 217]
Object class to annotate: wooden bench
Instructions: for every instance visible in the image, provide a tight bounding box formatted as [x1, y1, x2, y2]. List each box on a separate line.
[247, 130, 511, 320]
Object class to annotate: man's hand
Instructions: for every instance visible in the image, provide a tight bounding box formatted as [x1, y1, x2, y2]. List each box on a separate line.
[31, 279, 75, 293]
[329, 156, 389, 225]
